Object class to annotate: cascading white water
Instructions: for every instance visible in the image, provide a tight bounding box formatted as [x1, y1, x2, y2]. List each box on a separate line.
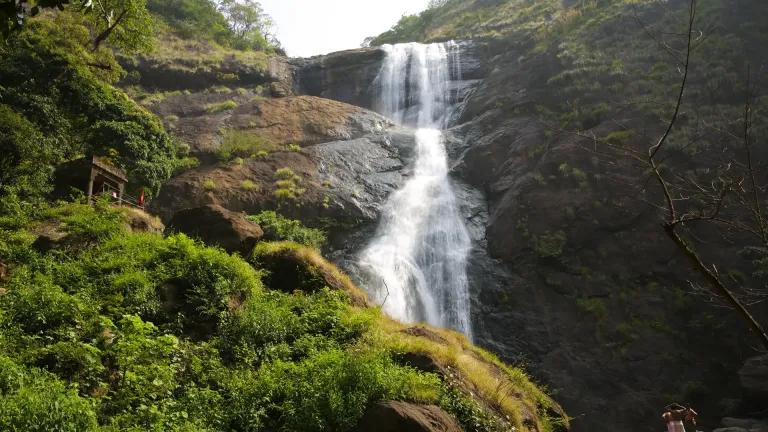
[359, 42, 473, 338]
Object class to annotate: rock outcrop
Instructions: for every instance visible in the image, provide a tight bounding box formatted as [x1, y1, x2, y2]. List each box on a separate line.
[148, 95, 414, 250]
[165, 204, 263, 255]
[739, 354, 768, 399]
[293, 48, 385, 109]
[354, 401, 463, 432]
[120, 33, 292, 92]
[714, 418, 768, 432]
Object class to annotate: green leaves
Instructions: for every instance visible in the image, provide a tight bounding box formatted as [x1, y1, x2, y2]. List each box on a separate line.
[0, 357, 99, 432]
[0, 203, 445, 431]
[247, 211, 326, 248]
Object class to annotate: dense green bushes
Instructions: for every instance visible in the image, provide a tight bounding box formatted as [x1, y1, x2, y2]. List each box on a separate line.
[248, 211, 326, 248]
[148, 0, 232, 44]
[0, 203, 447, 431]
[0, 202, 564, 431]
[148, 0, 280, 53]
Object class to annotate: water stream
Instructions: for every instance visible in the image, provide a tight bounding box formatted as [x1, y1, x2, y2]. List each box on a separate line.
[359, 42, 473, 338]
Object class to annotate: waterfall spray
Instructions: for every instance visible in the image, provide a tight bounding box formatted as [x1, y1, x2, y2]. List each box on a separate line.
[359, 42, 473, 338]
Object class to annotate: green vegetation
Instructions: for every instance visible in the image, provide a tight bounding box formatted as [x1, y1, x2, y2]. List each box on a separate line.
[0, 12, 178, 200]
[149, 0, 280, 52]
[217, 129, 276, 161]
[248, 211, 327, 248]
[0, 202, 564, 431]
[205, 100, 239, 113]
[273, 167, 306, 205]
[2, 0, 155, 54]
[202, 178, 217, 191]
[532, 230, 567, 258]
[240, 180, 259, 191]
[147, 0, 232, 45]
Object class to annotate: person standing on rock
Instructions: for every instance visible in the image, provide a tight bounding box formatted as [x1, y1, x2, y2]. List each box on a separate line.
[663, 404, 698, 432]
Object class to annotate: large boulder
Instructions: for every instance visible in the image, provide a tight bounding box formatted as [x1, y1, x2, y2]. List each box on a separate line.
[148, 97, 414, 253]
[166, 204, 263, 254]
[739, 355, 768, 398]
[353, 401, 462, 432]
[719, 418, 768, 432]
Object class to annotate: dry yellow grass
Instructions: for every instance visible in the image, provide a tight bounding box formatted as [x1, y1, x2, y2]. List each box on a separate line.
[251, 241, 370, 307]
[370, 316, 568, 432]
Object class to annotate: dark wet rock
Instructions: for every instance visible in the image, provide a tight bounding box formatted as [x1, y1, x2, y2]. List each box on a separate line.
[166, 204, 263, 255]
[739, 355, 768, 398]
[447, 41, 761, 432]
[293, 48, 385, 110]
[353, 401, 462, 432]
[393, 352, 446, 375]
[720, 418, 768, 432]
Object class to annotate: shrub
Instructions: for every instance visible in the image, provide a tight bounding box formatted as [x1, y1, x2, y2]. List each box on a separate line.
[0, 105, 57, 202]
[0, 356, 99, 432]
[223, 348, 440, 432]
[173, 156, 200, 176]
[287, 143, 301, 152]
[240, 180, 259, 191]
[248, 211, 326, 248]
[218, 129, 276, 161]
[273, 168, 305, 205]
[206, 100, 238, 113]
[202, 179, 217, 191]
[532, 230, 567, 258]
[42, 201, 127, 243]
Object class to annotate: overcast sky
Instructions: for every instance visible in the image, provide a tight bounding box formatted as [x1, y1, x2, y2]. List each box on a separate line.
[259, 0, 432, 58]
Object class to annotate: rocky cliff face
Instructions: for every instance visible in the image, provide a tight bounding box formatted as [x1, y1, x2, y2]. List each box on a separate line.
[147, 94, 415, 251]
[289, 36, 768, 432]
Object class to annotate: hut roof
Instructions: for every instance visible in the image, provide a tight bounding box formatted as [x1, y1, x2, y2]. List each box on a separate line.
[92, 156, 128, 182]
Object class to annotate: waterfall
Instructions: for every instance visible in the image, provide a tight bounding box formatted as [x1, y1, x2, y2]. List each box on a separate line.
[359, 42, 473, 338]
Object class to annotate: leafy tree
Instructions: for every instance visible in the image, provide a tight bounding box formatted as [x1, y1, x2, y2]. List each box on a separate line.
[217, 0, 278, 51]
[0, 105, 58, 201]
[2, 0, 155, 54]
[83, 0, 155, 53]
[0, 1, 73, 39]
[0, 14, 177, 197]
[147, 0, 231, 43]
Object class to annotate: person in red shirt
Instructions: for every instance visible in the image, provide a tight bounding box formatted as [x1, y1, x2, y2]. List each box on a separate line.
[663, 404, 698, 432]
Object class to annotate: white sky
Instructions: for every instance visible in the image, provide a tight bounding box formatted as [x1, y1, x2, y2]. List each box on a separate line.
[259, 0, 432, 58]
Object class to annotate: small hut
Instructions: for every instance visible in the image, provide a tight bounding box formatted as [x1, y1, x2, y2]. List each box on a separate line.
[86, 156, 129, 204]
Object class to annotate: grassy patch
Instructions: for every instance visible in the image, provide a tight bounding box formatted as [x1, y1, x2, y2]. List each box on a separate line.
[247, 210, 326, 248]
[202, 178, 217, 191]
[205, 100, 238, 113]
[240, 180, 259, 191]
[273, 167, 305, 205]
[218, 129, 277, 161]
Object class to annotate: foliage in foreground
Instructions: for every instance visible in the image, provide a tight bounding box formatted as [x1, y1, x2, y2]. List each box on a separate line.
[0, 202, 563, 431]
